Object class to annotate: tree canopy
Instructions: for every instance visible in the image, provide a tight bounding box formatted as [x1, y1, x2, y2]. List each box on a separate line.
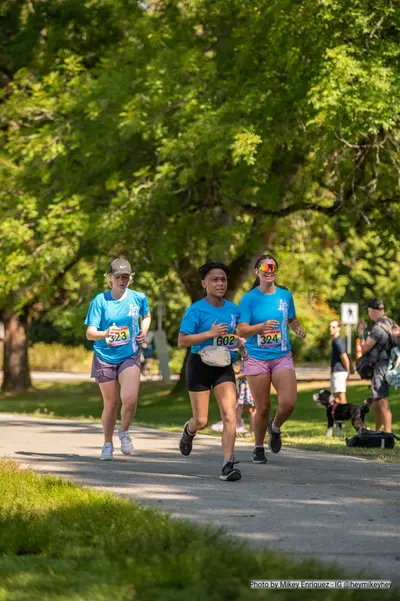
[1, 0, 399, 388]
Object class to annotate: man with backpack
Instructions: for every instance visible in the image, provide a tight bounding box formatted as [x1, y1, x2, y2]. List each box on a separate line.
[357, 299, 395, 433]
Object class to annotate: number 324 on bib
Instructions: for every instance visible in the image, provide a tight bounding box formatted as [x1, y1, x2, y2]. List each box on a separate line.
[257, 330, 281, 348]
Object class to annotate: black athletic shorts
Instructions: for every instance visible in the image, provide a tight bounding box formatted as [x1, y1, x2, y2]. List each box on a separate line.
[186, 352, 236, 392]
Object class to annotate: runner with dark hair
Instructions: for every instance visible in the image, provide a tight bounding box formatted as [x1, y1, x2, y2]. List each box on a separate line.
[178, 262, 247, 481]
[238, 254, 306, 463]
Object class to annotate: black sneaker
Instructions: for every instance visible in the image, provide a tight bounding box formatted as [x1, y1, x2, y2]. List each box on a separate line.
[219, 461, 242, 482]
[179, 422, 195, 456]
[252, 447, 268, 464]
[268, 419, 282, 454]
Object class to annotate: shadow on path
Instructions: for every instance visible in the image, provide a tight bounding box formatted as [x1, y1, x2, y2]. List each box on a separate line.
[1, 414, 399, 583]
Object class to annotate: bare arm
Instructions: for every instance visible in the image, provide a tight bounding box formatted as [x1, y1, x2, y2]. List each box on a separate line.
[360, 336, 377, 354]
[238, 320, 279, 338]
[288, 317, 306, 339]
[136, 314, 151, 344]
[178, 320, 229, 348]
[86, 324, 117, 341]
[357, 322, 377, 353]
[340, 352, 350, 374]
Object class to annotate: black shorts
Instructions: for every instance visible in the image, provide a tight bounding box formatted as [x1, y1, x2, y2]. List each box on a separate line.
[187, 353, 236, 392]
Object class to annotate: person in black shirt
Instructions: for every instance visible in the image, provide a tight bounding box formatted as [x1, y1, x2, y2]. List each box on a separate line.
[357, 299, 393, 433]
[329, 320, 350, 405]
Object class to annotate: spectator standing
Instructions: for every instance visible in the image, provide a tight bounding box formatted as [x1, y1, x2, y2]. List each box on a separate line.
[357, 299, 393, 433]
[329, 320, 350, 405]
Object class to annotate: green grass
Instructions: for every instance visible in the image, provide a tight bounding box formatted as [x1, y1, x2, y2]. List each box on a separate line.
[0, 380, 399, 462]
[0, 459, 397, 601]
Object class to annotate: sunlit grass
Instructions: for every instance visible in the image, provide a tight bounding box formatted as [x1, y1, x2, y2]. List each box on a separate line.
[0, 460, 398, 601]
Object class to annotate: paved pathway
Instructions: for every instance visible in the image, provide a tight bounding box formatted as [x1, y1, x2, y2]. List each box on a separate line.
[1, 414, 398, 582]
[1, 367, 363, 382]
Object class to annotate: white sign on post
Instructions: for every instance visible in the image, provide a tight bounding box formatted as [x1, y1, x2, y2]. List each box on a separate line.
[341, 303, 359, 325]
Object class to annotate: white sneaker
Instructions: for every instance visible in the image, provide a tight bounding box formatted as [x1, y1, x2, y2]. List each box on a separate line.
[100, 442, 114, 461]
[119, 430, 134, 455]
[210, 421, 224, 432]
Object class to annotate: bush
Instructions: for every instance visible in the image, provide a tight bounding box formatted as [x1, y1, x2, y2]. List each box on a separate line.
[28, 343, 93, 372]
[169, 348, 186, 374]
[291, 295, 338, 362]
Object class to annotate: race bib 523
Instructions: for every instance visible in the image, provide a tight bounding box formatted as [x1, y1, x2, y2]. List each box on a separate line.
[257, 329, 281, 348]
[213, 334, 238, 350]
[106, 326, 131, 347]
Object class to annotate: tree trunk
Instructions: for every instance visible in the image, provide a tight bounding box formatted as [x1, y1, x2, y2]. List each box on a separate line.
[2, 309, 32, 391]
[170, 278, 205, 394]
[170, 346, 191, 395]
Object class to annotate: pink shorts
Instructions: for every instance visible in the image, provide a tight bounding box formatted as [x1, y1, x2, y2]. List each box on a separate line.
[243, 352, 294, 376]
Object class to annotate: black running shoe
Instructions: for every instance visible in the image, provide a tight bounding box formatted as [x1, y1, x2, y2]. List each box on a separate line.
[268, 419, 282, 454]
[219, 461, 242, 482]
[252, 447, 268, 463]
[179, 422, 195, 456]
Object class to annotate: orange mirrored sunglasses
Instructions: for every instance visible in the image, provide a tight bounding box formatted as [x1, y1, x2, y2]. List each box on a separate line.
[258, 263, 277, 273]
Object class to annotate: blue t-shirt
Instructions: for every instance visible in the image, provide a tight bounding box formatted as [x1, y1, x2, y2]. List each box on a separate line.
[179, 298, 240, 362]
[84, 289, 150, 364]
[239, 287, 296, 360]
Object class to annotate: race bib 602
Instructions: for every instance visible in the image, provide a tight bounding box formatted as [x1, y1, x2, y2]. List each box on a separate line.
[213, 334, 238, 350]
[257, 329, 281, 348]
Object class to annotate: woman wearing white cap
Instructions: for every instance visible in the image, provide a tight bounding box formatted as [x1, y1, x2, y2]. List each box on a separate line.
[85, 258, 151, 460]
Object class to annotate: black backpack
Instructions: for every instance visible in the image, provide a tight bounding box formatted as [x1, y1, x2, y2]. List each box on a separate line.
[346, 430, 399, 449]
[355, 355, 374, 379]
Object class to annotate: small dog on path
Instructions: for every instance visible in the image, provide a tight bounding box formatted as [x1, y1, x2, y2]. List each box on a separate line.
[312, 389, 372, 437]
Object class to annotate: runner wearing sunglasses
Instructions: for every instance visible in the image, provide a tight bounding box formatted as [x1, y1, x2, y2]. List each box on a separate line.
[178, 262, 247, 481]
[238, 254, 306, 462]
[85, 258, 151, 461]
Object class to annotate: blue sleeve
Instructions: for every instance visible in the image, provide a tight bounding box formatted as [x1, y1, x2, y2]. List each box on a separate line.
[84, 296, 103, 328]
[288, 293, 296, 320]
[180, 306, 199, 335]
[239, 295, 252, 323]
[140, 295, 150, 318]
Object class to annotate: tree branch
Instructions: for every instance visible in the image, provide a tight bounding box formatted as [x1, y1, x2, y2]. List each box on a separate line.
[21, 255, 85, 313]
[239, 200, 343, 218]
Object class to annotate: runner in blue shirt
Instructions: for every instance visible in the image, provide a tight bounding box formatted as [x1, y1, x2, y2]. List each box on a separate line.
[178, 262, 247, 482]
[85, 258, 151, 461]
[238, 254, 306, 462]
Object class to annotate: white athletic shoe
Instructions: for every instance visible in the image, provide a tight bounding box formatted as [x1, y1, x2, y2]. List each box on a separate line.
[210, 421, 224, 432]
[100, 442, 114, 461]
[236, 424, 250, 436]
[119, 430, 134, 455]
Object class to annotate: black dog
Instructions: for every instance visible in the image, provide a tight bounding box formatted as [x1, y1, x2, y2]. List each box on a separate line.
[312, 390, 372, 437]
